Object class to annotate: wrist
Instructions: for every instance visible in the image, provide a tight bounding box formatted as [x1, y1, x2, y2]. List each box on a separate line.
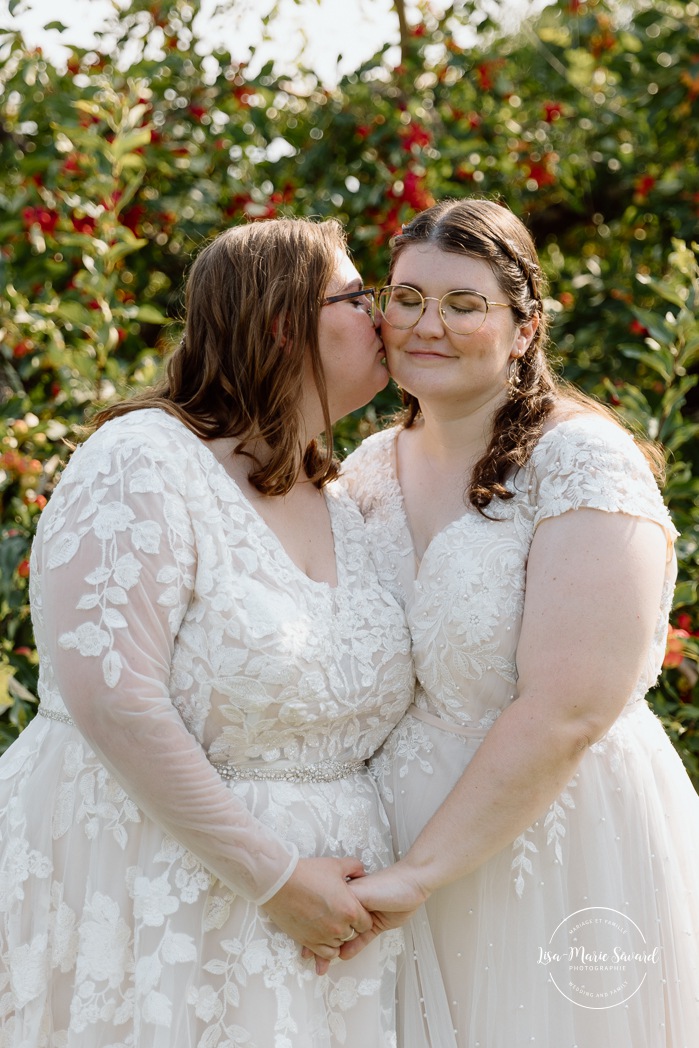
[396, 857, 434, 905]
[256, 847, 300, 907]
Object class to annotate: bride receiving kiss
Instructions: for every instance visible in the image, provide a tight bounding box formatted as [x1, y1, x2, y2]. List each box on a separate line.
[341, 197, 699, 1047]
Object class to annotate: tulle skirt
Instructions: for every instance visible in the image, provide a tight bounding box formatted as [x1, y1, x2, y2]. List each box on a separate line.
[0, 716, 402, 1047]
[373, 701, 699, 1048]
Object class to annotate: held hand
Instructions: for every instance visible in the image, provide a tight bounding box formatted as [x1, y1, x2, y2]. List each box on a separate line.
[338, 864, 430, 961]
[262, 856, 372, 962]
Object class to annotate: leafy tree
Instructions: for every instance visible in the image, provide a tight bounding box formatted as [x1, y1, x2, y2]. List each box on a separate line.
[1, 0, 698, 782]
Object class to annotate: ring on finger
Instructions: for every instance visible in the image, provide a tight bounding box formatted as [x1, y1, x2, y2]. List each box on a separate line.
[339, 927, 357, 942]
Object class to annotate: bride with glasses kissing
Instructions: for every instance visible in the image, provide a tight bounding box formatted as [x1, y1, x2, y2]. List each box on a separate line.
[0, 216, 413, 1048]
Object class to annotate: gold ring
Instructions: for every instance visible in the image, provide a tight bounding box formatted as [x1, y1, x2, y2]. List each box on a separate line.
[340, 928, 357, 942]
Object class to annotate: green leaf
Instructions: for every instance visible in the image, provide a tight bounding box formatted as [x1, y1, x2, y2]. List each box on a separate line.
[677, 335, 699, 371]
[116, 175, 146, 213]
[126, 104, 150, 130]
[659, 421, 699, 453]
[55, 301, 93, 326]
[0, 221, 23, 239]
[73, 99, 106, 119]
[634, 275, 686, 310]
[119, 153, 147, 171]
[618, 344, 674, 383]
[674, 580, 698, 609]
[135, 305, 168, 325]
[660, 375, 696, 418]
[104, 238, 148, 267]
[628, 307, 677, 347]
[0, 722, 19, 753]
[110, 129, 152, 162]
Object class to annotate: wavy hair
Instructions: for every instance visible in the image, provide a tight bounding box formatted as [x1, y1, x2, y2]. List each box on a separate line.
[389, 198, 663, 510]
[91, 217, 347, 494]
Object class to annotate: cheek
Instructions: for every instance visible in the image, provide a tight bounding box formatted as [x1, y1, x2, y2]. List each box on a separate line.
[380, 322, 405, 349]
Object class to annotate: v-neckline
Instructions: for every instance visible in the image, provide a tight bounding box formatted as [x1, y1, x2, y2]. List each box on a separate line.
[389, 427, 471, 575]
[193, 427, 342, 592]
[386, 416, 596, 573]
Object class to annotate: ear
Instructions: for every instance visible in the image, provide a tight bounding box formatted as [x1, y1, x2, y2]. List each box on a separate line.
[511, 313, 539, 359]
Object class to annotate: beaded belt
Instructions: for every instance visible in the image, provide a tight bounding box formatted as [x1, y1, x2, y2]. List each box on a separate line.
[37, 707, 365, 784]
[209, 756, 366, 783]
[37, 706, 73, 726]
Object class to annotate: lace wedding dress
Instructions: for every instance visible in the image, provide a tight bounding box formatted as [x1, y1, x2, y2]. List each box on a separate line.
[343, 416, 699, 1048]
[0, 409, 414, 1048]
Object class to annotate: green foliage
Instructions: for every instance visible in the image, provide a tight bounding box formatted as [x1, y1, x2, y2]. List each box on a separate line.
[1, 0, 697, 784]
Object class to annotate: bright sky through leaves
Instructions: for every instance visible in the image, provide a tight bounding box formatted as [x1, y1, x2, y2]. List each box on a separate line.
[5, 0, 548, 83]
[5, 0, 401, 83]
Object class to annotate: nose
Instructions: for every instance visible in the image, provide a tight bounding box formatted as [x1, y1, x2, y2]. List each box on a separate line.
[414, 296, 445, 337]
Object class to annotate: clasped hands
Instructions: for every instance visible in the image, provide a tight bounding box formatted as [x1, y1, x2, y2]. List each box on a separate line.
[262, 856, 427, 975]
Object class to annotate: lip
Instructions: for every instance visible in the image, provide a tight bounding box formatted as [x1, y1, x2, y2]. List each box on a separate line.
[405, 349, 453, 360]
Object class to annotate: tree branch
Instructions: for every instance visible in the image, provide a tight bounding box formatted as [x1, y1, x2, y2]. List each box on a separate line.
[394, 0, 409, 64]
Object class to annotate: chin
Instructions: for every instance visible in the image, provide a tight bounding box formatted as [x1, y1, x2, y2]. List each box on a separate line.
[338, 378, 389, 419]
[376, 368, 391, 392]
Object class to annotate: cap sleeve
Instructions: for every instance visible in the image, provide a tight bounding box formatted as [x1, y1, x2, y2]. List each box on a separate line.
[531, 416, 678, 545]
[339, 428, 397, 515]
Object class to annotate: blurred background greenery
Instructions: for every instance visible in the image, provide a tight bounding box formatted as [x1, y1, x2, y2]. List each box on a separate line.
[1, 0, 698, 785]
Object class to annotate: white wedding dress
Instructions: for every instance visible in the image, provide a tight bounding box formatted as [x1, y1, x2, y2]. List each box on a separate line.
[0, 409, 414, 1048]
[343, 415, 699, 1048]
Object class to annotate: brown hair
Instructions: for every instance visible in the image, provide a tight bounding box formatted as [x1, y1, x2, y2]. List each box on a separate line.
[389, 198, 663, 509]
[91, 217, 348, 495]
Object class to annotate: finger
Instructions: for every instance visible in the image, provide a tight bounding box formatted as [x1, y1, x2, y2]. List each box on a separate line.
[338, 857, 366, 881]
[339, 928, 378, 960]
[301, 947, 313, 961]
[346, 908, 372, 936]
[344, 892, 374, 934]
[315, 956, 332, 976]
[311, 943, 342, 961]
[345, 865, 366, 881]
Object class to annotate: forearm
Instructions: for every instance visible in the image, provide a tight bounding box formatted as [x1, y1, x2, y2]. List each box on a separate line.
[65, 689, 298, 904]
[338, 695, 609, 963]
[401, 511, 668, 897]
[400, 692, 594, 895]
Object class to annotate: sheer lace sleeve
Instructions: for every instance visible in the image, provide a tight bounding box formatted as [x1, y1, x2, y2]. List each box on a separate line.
[33, 420, 298, 904]
[531, 416, 678, 545]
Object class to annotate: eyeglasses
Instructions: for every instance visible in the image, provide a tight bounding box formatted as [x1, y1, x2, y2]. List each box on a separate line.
[377, 285, 511, 335]
[322, 287, 377, 324]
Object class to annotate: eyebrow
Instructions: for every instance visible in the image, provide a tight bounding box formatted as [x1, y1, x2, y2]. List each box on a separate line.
[391, 282, 487, 295]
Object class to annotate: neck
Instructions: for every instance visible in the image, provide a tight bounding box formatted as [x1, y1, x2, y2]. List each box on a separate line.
[415, 389, 506, 465]
[208, 434, 312, 495]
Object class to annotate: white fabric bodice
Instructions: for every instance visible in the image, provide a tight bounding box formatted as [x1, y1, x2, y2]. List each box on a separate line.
[29, 409, 414, 902]
[341, 416, 699, 1048]
[342, 415, 678, 731]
